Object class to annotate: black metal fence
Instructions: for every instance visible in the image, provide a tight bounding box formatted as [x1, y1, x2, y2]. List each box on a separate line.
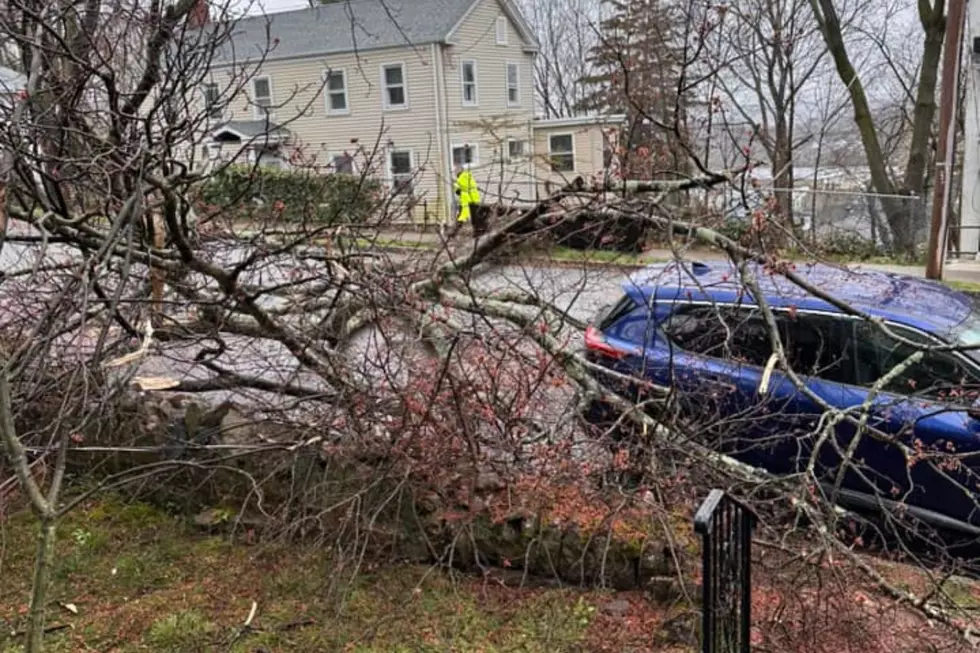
[694, 489, 757, 653]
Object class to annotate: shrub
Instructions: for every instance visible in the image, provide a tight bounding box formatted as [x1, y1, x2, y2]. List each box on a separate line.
[199, 164, 381, 225]
[818, 230, 886, 261]
[146, 611, 217, 652]
[716, 216, 751, 243]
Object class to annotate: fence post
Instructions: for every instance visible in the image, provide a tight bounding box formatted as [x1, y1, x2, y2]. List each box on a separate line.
[694, 489, 757, 653]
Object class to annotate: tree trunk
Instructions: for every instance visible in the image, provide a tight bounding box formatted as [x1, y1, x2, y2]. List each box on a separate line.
[901, 3, 946, 196]
[773, 117, 795, 243]
[809, 0, 945, 258]
[26, 519, 57, 653]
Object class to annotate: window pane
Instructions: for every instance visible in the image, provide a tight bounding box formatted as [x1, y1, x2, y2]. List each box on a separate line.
[550, 134, 573, 154]
[463, 63, 475, 83]
[781, 313, 855, 384]
[391, 151, 412, 174]
[329, 92, 347, 111]
[550, 154, 574, 172]
[333, 154, 354, 174]
[664, 306, 773, 367]
[384, 65, 404, 86]
[253, 78, 270, 98]
[464, 83, 475, 103]
[507, 64, 518, 86]
[508, 87, 518, 104]
[387, 86, 405, 106]
[452, 147, 474, 166]
[508, 140, 524, 158]
[854, 322, 980, 401]
[327, 72, 345, 91]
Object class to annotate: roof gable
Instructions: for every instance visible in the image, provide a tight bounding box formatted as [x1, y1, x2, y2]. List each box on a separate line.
[446, 0, 539, 51]
[213, 0, 481, 65]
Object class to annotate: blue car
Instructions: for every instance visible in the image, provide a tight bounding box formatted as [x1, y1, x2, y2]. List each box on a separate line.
[584, 259, 980, 535]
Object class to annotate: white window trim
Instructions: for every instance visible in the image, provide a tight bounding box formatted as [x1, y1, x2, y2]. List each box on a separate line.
[505, 62, 520, 108]
[451, 143, 480, 167]
[323, 68, 350, 116]
[548, 132, 576, 172]
[496, 16, 508, 45]
[381, 62, 409, 111]
[251, 75, 274, 120]
[388, 148, 415, 190]
[460, 60, 478, 107]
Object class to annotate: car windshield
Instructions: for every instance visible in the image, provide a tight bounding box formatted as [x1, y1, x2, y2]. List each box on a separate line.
[951, 308, 980, 365]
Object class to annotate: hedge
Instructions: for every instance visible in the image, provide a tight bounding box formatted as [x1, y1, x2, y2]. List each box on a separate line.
[199, 164, 382, 224]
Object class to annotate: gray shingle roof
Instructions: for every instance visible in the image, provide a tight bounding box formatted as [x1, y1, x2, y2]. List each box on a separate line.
[213, 0, 480, 65]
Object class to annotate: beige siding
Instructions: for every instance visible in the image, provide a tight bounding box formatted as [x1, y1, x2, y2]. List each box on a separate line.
[214, 46, 446, 223]
[532, 123, 613, 196]
[441, 0, 537, 207]
[190, 1, 621, 221]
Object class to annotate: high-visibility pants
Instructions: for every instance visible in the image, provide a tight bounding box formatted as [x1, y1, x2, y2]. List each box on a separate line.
[457, 200, 471, 223]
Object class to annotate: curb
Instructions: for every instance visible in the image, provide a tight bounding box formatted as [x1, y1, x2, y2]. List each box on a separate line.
[373, 244, 651, 272]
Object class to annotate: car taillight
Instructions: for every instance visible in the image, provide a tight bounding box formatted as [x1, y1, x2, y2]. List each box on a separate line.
[585, 325, 630, 360]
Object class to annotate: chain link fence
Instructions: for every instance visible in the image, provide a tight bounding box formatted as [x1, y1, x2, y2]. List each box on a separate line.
[695, 184, 929, 257]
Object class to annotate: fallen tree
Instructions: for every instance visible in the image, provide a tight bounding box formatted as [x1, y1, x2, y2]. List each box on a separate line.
[2, 1, 980, 652]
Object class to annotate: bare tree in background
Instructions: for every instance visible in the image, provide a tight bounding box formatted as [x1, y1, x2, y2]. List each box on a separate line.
[520, 0, 596, 119]
[809, 0, 945, 257]
[709, 0, 830, 241]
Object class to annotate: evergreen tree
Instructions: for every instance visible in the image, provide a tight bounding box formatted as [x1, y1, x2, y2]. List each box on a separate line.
[579, 0, 691, 180]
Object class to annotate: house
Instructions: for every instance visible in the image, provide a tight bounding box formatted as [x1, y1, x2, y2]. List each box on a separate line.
[195, 0, 623, 223]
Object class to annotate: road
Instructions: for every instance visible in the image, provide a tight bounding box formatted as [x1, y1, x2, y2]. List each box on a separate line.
[4, 228, 980, 408]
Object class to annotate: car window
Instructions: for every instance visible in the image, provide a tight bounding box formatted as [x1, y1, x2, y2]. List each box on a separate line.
[616, 306, 659, 347]
[854, 321, 980, 403]
[598, 295, 637, 330]
[781, 312, 856, 385]
[663, 305, 773, 367]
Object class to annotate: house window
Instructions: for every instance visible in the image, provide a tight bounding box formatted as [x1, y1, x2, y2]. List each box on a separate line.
[332, 153, 355, 174]
[389, 149, 414, 194]
[496, 16, 508, 45]
[452, 144, 477, 167]
[461, 60, 477, 106]
[202, 82, 222, 119]
[382, 63, 407, 110]
[548, 134, 574, 172]
[506, 63, 520, 107]
[507, 139, 526, 160]
[324, 69, 348, 114]
[252, 76, 273, 119]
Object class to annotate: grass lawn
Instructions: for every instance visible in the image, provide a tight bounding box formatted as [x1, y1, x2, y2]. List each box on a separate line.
[0, 497, 681, 652]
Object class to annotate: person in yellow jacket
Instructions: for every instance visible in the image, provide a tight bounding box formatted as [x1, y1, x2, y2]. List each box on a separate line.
[452, 160, 482, 240]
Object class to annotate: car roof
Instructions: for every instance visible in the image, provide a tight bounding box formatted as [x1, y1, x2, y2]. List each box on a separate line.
[622, 259, 975, 336]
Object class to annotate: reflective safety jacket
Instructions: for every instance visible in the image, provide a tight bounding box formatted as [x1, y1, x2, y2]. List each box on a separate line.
[453, 169, 480, 222]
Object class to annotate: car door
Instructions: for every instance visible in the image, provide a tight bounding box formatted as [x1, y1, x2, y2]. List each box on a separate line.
[652, 302, 808, 470]
[755, 310, 853, 475]
[830, 321, 980, 530]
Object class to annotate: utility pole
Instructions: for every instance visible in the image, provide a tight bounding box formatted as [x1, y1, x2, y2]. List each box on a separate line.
[926, 0, 967, 279]
[961, 0, 980, 261]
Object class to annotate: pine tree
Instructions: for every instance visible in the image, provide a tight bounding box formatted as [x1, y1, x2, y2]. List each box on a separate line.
[579, 0, 691, 181]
